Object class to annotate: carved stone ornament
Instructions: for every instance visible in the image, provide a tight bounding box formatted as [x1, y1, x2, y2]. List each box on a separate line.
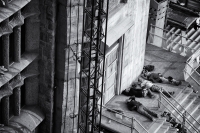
[9, 11, 24, 28]
[0, 20, 12, 36]
[22, 4, 40, 19]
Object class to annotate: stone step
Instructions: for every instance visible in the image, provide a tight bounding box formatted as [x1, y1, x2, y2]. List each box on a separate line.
[155, 123, 169, 133]
[165, 25, 171, 31]
[188, 35, 200, 49]
[166, 127, 177, 133]
[193, 42, 200, 50]
[185, 28, 200, 47]
[148, 118, 166, 133]
[170, 34, 181, 49]
[186, 28, 196, 39]
[185, 98, 200, 124]
[166, 29, 181, 48]
[187, 107, 200, 125]
[174, 94, 198, 121]
[173, 28, 196, 51]
[166, 88, 193, 112]
[186, 107, 200, 133]
[166, 27, 176, 38]
[163, 122, 172, 127]
[188, 117, 200, 133]
[167, 28, 195, 53]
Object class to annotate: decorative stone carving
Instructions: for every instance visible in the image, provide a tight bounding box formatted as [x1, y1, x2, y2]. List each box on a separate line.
[21, 4, 40, 19]
[0, 20, 12, 36]
[9, 74, 24, 89]
[9, 11, 24, 28]
[0, 11, 24, 37]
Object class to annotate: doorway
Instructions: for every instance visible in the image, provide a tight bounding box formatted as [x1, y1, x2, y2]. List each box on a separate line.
[103, 36, 124, 104]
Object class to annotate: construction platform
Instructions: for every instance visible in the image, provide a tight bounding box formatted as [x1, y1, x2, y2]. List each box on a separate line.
[101, 44, 191, 133]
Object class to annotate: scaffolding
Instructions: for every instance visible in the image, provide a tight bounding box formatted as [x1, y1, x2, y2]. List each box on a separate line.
[76, 0, 109, 133]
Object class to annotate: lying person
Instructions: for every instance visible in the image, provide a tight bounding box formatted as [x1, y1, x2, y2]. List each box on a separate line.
[138, 77, 175, 98]
[122, 83, 155, 98]
[143, 65, 155, 72]
[141, 71, 182, 86]
[126, 96, 159, 121]
[161, 111, 187, 133]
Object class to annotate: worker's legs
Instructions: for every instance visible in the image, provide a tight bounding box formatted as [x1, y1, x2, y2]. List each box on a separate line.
[137, 106, 155, 121]
[143, 106, 159, 118]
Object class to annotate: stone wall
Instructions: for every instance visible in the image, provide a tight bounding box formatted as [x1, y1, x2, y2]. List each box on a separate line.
[39, 0, 150, 133]
[121, 0, 150, 90]
[54, 0, 83, 133]
[39, 0, 56, 132]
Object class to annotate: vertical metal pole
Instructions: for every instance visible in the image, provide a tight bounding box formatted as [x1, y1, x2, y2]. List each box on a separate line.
[169, 31, 172, 51]
[182, 111, 186, 130]
[131, 117, 134, 133]
[158, 89, 162, 108]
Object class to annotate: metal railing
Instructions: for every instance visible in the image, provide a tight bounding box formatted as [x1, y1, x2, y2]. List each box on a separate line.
[98, 104, 149, 133]
[158, 99, 192, 132]
[184, 63, 200, 86]
[150, 24, 200, 44]
[184, 48, 200, 85]
[148, 24, 200, 57]
[158, 88, 200, 133]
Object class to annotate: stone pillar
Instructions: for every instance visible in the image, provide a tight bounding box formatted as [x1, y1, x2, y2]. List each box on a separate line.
[14, 26, 21, 62]
[2, 94, 9, 126]
[2, 20, 10, 69]
[14, 87, 21, 116]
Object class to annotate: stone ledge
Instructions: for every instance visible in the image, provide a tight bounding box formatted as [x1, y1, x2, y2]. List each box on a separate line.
[0, 52, 39, 88]
[0, 0, 31, 23]
[0, 105, 44, 132]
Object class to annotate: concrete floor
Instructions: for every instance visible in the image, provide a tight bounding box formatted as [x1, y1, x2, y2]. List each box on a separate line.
[102, 44, 190, 132]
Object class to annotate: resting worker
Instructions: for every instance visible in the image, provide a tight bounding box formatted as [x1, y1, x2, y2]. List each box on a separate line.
[126, 96, 159, 121]
[138, 77, 175, 98]
[141, 71, 182, 86]
[122, 83, 155, 98]
[161, 111, 187, 133]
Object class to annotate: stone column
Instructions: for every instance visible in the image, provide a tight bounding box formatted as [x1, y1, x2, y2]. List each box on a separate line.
[14, 26, 21, 62]
[2, 20, 10, 69]
[14, 87, 21, 116]
[2, 94, 9, 126]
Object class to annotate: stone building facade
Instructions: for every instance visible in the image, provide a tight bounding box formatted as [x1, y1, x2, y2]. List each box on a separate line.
[0, 0, 150, 133]
[0, 0, 42, 133]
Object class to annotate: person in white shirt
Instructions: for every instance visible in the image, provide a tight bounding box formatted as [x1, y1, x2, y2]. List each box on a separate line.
[138, 77, 175, 98]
